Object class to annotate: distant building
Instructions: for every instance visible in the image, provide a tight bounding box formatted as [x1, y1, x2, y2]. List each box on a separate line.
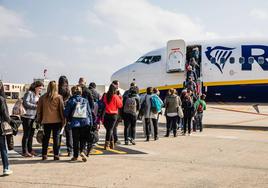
[3, 83, 26, 99]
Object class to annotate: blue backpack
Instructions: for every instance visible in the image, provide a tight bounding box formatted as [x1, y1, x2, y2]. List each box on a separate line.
[150, 95, 163, 114]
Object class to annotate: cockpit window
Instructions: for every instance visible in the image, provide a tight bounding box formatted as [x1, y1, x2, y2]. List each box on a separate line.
[136, 55, 161, 64]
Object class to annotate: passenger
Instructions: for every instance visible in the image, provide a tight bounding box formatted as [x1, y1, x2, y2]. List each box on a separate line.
[151, 88, 163, 139]
[78, 77, 94, 110]
[58, 76, 73, 156]
[186, 65, 197, 81]
[12, 98, 25, 116]
[140, 87, 160, 141]
[185, 76, 197, 93]
[164, 88, 182, 137]
[64, 86, 93, 162]
[37, 81, 65, 160]
[103, 84, 123, 150]
[0, 81, 13, 175]
[123, 86, 140, 145]
[189, 58, 198, 71]
[181, 94, 195, 135]
[88, 82, 100, 103]
[123, 83, 139, 140]
[193, 94, 206, 132]
[21, 80, 44, 157]
[123, 82, 139, 99]
[111, 80, 122, 145]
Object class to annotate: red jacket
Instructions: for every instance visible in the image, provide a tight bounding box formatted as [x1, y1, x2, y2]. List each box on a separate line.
[103, 94, 123, 114]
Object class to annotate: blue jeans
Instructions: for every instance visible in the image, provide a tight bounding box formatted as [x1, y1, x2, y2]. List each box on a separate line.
[0, 135, 9, 170]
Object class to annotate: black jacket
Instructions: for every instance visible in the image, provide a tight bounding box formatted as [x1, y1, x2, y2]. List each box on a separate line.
[0, 96, 11, 135]
[182, 98, 194, 117]
[81, 85, 94, 110]
[88, 87, 100, 103]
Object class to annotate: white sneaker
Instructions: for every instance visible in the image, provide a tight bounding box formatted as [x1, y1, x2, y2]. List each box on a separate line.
[80, 152, 87, 162]
[3, 169, 13, 176]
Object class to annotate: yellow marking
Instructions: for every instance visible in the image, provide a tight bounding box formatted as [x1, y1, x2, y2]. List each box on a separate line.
[106, 148, 127, 154]
[95, 144, 127, 154]
[203, 79, 268, 87]
[90, 149, 103, 155]
[139, 84, 184, 93]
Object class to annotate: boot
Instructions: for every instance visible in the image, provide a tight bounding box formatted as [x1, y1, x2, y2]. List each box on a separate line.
[110, 141, 115, 149]
[104, 141, 110, 150]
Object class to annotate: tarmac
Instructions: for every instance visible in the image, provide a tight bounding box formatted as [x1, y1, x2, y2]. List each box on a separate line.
[0, 103, 268, 188]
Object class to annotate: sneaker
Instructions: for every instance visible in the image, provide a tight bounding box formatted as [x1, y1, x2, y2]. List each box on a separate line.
[80, 152, 87, 162]
[54, 156, 60, 160]
[3, 169, 13, 176]
[125, 141, 129, 145]
[22, 152, 32, 158]
[115, 140, 121, 145]
[131, 140, 136, 145]
[71, 157, 78, 161]
[30, 151, 38, 156]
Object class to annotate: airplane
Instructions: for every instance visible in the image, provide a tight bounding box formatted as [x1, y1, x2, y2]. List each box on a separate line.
[111, 39, 268, 103]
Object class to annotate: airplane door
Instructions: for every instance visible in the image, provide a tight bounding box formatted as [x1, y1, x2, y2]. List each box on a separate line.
[166, 39, 186, 73]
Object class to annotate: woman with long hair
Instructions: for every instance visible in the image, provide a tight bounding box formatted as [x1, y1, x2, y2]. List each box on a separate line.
[64, 86, 93, 162]
[21, 80, 43, 157]
[103, 84, 122, 150]
[58, 76, 72, 156]
[164, 88, 182, 137]
[37, 81, 65, 160]
[0, 81, 12, 175]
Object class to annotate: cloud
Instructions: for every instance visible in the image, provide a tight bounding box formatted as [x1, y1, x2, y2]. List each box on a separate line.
[250, 8, 268, 20]
[89, 0, 218, 50]
[0, 6, 34, 39]
[84, 0, 219, 82]
[60, 35, 89, 44]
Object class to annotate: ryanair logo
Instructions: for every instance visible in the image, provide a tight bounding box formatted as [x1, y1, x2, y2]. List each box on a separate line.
[205, 46, 235, 73]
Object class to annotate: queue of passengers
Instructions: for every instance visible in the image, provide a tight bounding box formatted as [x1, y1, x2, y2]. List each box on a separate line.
[0, 75, 206, 176]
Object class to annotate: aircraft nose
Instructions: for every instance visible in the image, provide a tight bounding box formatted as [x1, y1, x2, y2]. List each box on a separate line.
[111, 67, 129, 90]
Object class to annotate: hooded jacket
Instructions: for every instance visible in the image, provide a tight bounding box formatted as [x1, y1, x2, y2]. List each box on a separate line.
[64, 95, 93, 128]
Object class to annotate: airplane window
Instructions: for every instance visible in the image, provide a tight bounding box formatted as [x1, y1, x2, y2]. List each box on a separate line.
[258, 57, 264, 65]
[136, 56, 161, 64]
[210, 57, 216, 64]
[151, 56, 161, 63]
[229, 57, 235, 64]
[220, 57, 225, 64]
[248, 57, 254, 64]
[239, 57, 245, 64]
[136, 57, 144, 63]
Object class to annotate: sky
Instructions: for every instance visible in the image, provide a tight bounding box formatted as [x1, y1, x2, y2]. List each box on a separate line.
[1, 0, 268, 84]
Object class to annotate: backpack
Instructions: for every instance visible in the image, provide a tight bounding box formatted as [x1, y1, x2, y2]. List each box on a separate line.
[124, 97, 137, 114]
[12, 99, 26, 116]
[151, 95, 162, 114]
[197, 103, 203, 113]
[72, 99, 87, 118]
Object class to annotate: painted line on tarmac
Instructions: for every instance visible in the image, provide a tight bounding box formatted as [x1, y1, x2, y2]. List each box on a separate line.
[192, 134, 238, 140]
[95, 144, 127, 154]
[209, 106, 268, 116]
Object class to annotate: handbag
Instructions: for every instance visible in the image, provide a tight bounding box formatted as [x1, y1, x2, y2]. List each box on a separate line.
[1, 121, 13, 136]
[36, 125, 44, 144]
[177, 106, 184, 118]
